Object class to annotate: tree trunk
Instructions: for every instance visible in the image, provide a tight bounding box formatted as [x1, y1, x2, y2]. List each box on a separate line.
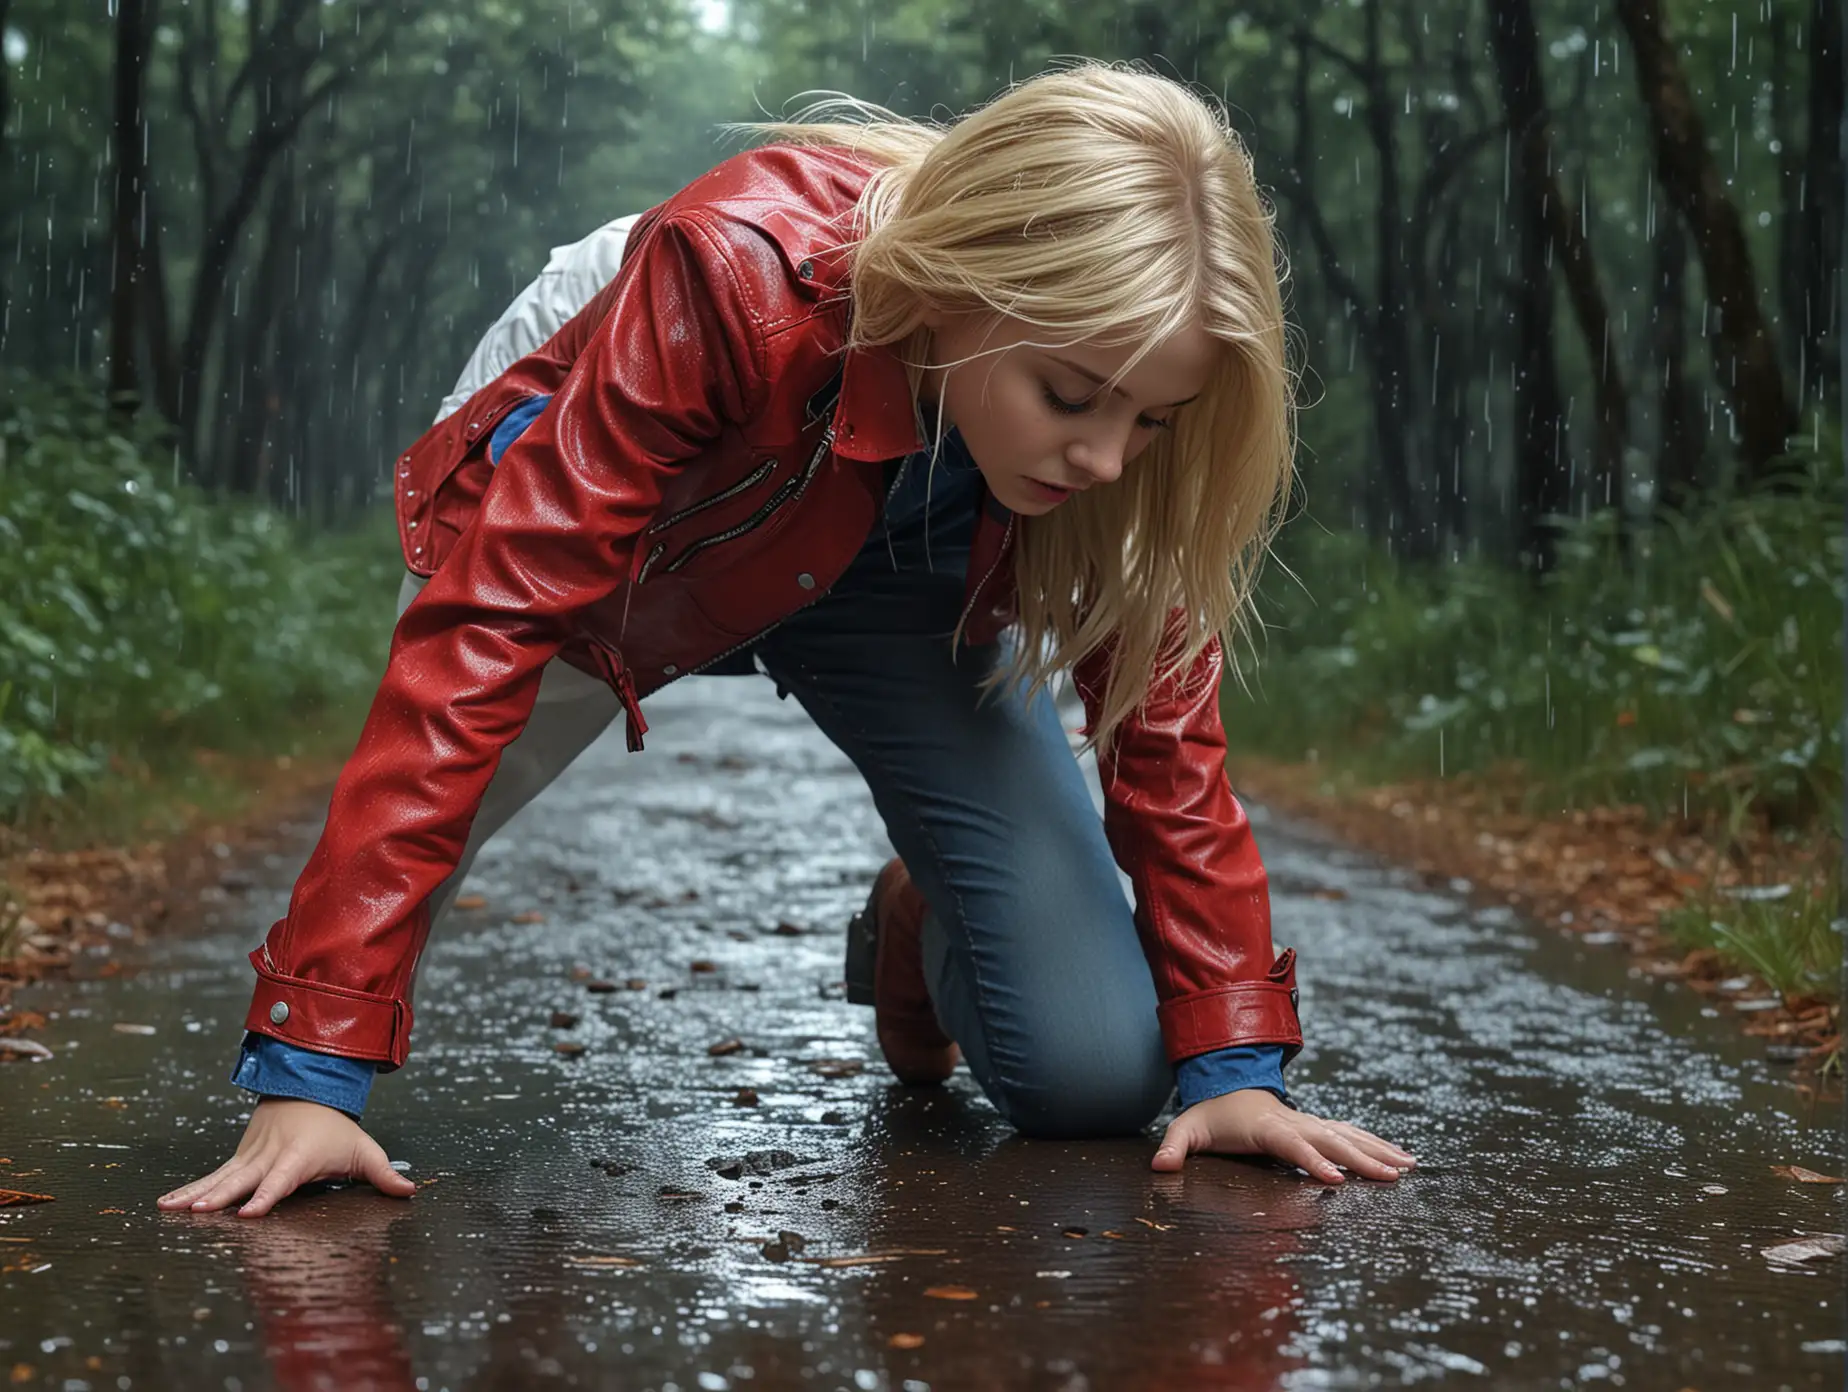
[1797, 0, 1844, 412]
[1360, 0, 1423, 557]
[108, 0, 153, 414]
[1652, 199, 1702, 514]
[1614, 0, 1796, 483]
[219, 169, 296, 496]
[1485, 0, 1572, 572]
[0, 0, 13, 176]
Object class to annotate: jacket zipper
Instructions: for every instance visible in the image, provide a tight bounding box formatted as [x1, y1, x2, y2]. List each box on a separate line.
[635, 458, 778, 585]
[609, 426, 840, 738]
[661, 427, 834, 576]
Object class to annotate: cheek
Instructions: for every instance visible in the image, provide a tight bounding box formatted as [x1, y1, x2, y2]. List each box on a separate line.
[955, 375, 1060, 471]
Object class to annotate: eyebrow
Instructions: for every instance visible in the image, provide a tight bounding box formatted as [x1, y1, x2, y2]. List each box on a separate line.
[1045, 353, 1201, 410]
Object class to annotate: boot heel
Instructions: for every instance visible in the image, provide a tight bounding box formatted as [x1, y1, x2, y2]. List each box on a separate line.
[843, 886, 878, 1007]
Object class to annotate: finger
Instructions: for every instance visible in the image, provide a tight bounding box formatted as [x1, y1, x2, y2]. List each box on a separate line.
[1150, 1115, 1206, 1172]
[237, 1159, 306, 1219]
[356, 1139, 418, 1198]
[185, 1163, 263, 1213]
[158, 1162, 241, 1209]
[1327, 1121, 1418, 1164]
[1318, 1134, 1407, 1182]
[1270, 1131, 1345, 1185]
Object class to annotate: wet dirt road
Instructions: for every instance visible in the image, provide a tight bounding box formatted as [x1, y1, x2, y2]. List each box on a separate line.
[1, 677, 1842, 1391]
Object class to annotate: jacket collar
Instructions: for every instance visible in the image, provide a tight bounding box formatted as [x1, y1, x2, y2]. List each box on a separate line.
[829, 336, 927, 463]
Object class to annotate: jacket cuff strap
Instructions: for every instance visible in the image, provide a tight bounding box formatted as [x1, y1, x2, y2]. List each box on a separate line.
[1157, 948, 1303, 1065]
[242, 947, 413, 1070]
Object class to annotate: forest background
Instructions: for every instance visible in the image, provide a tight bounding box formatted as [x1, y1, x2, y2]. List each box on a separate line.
[0, 0, 1841, 1046]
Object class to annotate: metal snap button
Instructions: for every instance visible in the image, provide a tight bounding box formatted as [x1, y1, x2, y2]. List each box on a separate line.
[268, 1001, 290, 1025]
[798, 259, 814, 279]
[662, 664, 678, 676]
[796, 573, 815, 590]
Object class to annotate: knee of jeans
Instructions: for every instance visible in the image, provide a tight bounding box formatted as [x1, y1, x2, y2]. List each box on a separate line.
[992, 1018, 1173, 1140]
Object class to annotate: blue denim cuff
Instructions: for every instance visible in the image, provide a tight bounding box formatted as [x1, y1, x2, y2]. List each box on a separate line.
[1174, 1043, 1298, 1112]
[231, 1032, 376, 1120]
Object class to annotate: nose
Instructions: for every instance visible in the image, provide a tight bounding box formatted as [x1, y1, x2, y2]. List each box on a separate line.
[1069, 432, 1127, 486]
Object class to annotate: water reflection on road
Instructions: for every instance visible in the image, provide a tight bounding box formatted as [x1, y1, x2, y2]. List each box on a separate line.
[1, 678, 1841, 1390]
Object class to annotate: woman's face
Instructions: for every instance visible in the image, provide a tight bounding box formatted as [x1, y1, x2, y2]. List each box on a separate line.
[917, 311, 1216, 515]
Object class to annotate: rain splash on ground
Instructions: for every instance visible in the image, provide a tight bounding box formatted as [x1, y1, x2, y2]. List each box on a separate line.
[2, 677, 1842, 1390]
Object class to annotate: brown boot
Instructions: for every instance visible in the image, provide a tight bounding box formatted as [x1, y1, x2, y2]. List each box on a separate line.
[843, 858, 961, 1085]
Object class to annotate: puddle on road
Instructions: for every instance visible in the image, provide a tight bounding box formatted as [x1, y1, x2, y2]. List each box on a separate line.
[2, 681, 1841, 1390]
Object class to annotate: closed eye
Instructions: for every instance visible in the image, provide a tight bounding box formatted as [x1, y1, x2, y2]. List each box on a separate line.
[1040, 383, 1173, 431]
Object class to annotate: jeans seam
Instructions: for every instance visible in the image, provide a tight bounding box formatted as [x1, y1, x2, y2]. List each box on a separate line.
[767, 646, 1016, 1104]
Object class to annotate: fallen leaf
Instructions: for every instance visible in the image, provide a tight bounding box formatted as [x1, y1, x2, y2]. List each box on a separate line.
[0, 1040, 53, 1062]
[690, 960, 718, 973]
[733, 1087, 759, 1108]
[1771, 1165, 1845, 1184]
[455, 895, 488, 911]
[1100, 1231, 1128, 1240]
[12, 1364, 35, 1384]
[1061, 1227, 1088, 1238]
[553, 1042, 587, 1057]
[808, 1058, 864, 1078]
[626, 978, 648, 990]
[708, 1037, 745, 1057]
[111, 1023, 156, 1035]
[924, 1284, 979, 1301]
[887, 1333, 925, 1349]
[585, 980, 619, 994]
[1307, 887, 1349, 901]
[656, 1186, 703, 1201]
[550, 1011, 580, 1029]
[797, 1254, 905, 1268]
[1133, 1217, 1174, 1231]
[565, 1254, 643, 1268]
[511, 910, 547, 925]
[0, 1190, 54, 1207]
[1761, 1234, 1846, 1266]
[773, 921, 805, 936]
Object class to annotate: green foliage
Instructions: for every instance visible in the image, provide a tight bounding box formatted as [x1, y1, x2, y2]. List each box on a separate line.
[1230, 451, 1844, 835]
[0, 373, 399, 820]
[1662, 870, 1843, 1003]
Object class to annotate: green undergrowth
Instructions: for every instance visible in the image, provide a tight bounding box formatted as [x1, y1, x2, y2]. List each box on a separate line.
[0, 373, 401, 836]
[1229, 445, 1843, 1006]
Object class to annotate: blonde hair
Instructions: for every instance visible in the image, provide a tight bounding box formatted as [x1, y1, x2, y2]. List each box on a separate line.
[728, 60, 1297, 755]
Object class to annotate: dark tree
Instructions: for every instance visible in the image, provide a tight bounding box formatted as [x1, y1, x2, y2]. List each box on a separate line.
[107, 0, 153, 413]
[1614, 0, 1797, 483]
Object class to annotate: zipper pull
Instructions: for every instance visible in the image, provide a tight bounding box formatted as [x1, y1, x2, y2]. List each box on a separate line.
[616, 667, 648, 752]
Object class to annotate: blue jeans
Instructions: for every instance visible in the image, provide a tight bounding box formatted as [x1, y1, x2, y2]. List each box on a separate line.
[752, 462, 1176, 1138]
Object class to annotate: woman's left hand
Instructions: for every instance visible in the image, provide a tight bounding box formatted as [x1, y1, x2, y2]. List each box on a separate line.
[1151, 1088, 1417, 1182]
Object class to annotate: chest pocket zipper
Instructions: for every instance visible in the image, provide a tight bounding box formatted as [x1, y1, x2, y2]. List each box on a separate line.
[641, 426, 834, 580]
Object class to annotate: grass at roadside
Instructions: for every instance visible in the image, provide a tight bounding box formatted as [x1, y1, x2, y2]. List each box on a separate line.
[1226, 453, 1843, 1032]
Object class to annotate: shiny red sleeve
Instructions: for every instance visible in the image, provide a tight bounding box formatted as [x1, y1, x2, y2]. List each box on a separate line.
[242, 214, 765, 1067]
[1072, 628, 1303, 1065]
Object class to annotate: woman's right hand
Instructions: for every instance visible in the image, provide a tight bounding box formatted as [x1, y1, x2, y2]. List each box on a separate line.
[156, 1097, 419, 1218]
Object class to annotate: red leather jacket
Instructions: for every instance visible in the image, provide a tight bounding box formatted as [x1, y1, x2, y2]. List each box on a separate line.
[242, 143, 1302, 1071]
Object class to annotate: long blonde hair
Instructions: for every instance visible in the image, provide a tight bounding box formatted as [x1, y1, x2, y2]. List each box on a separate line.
[728, 60, 1297, 754]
